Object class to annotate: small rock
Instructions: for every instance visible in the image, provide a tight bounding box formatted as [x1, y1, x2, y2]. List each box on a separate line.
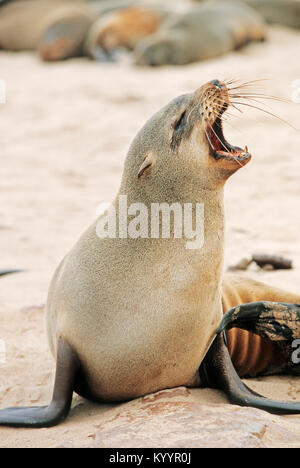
[228, 257, 252, 271]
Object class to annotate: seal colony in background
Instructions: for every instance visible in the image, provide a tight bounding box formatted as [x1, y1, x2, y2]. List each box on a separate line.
[1, 0, 300, 65]
[1, 79, 300, 428]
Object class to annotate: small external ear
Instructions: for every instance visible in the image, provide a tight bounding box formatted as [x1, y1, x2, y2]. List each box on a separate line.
[138, 153, 156, 178]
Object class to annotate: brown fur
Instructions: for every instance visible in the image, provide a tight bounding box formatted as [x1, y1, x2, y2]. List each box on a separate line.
[85, 7, 162, 54]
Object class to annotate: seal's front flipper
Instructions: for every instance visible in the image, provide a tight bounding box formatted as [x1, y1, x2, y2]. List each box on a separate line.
[200, 333, 300, 415]
[0, 338, 79, 427]
[218, 301, 300, 342]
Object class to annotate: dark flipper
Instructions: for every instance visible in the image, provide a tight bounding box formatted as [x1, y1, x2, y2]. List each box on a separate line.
[0, 270, 23, 277]
[200, 302, 300, 415]
[0, 338, 79, 428]
[218, 301, 300, 342]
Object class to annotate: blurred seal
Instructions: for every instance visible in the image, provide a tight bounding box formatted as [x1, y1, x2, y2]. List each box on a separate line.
[134, 1, 266, 66]
[0, 0, 96, 60]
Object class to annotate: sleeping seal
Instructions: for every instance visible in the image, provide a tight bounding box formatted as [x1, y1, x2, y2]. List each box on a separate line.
[134, 2, 265, 66]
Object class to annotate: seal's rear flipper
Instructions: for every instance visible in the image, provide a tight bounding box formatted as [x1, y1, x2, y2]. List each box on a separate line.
[218, 301, 300, 342]
[0, 338, 78, 427]
[200, 319, 300, 415]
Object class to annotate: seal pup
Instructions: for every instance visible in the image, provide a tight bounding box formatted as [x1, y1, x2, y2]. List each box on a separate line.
[1, 79, 300, 428]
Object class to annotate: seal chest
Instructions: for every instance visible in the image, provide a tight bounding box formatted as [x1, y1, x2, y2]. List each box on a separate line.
[47, 79, 251, 401]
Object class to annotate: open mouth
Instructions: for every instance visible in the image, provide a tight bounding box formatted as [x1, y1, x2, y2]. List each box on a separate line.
[207, 107, 251, 162]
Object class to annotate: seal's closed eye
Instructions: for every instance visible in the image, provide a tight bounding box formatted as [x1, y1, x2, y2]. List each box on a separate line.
[171, 110, 189, 150]
[173, 110, 187, 132]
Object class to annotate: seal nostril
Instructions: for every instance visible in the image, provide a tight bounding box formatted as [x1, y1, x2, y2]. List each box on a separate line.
[210, 79, 223, 89]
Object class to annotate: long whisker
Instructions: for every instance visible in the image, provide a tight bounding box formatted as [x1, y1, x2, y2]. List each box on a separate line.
[213, 99, 243, 116]
[213, 113, 245, 134]
[204, 127, 215, 151]
[229, 93, 291, 104]
[222, 119, 246, 136]
[217, 109, 243, 120]
[227, 78, 272, 91]
[230, 104, 244, 114]
[223, 78, 240, 86]
[230, 101, 296, 129]
[231, 96, 275, 111]
[205, 117, 230, 153]
[186, 105, 198, 126]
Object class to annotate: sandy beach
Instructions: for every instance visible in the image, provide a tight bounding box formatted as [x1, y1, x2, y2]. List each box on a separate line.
[0, 25, 300, 447]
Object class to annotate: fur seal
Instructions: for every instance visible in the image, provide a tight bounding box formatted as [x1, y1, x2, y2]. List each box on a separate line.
[1, 0, 299, 64]
[210, 0, 300, 30]
[85, 1, 266, 65]
[84, 7, 163, 61]
[0, 0, 96, 61]
[84, 1, 186, 61]
[1, 79, 300, 428]
[134, 2, 265, 66]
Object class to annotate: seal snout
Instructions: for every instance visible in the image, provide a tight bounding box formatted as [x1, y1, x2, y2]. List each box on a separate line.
[196, 79, 230, 113]
[210, 79, 225, 90]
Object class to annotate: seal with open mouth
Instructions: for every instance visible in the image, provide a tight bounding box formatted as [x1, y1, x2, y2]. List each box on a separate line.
[1, 79, 300, 428]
